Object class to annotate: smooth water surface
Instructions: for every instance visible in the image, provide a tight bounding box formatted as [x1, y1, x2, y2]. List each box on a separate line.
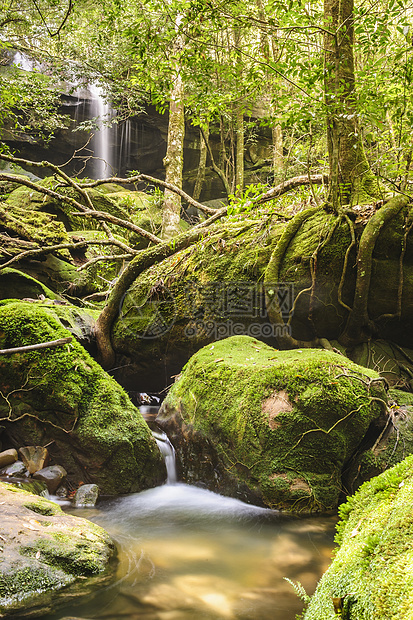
[47, 483, 337, 620]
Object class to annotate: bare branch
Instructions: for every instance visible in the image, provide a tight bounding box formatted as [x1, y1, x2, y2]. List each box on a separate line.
[77, 253, 132, 272]
[0, 172, 87, 212]
[255, 174, 329, 206]
[81, 174, 218, 215]
[51, 0, 73, 37]
[0, 337, 72, 355]
[70, 210, 162, 244]
[0, 239, 136, 271]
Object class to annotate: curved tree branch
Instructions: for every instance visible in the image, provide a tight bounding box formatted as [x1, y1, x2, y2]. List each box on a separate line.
[340, 195, 410, 347]
[70, 209, 162, 244]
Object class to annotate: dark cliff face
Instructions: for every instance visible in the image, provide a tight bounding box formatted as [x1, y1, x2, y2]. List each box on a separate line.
[1, 78, 274, 201]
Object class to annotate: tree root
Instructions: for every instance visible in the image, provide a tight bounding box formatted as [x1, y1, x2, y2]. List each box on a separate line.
[95, 227, 216, 368]
[338, 214, 356, 313]
[340, 195, 409, 347]
[264, 205, 343, 350]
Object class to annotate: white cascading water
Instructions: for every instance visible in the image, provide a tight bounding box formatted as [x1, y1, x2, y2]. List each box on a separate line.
[13, 51, 41, 72]
[152, 429, 178, 485]
[88, 83, 116, 179]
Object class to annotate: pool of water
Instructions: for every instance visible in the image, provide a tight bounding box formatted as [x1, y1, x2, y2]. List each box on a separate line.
[45, 483, 337, 620]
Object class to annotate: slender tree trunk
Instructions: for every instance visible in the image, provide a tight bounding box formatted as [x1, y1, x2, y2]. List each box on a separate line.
[193, 123, 209, 201]
[235, 105, 244, 194]
[162, 17, 185, 239]
[324, 0, 381, 210]
[234, 26, 244, 196]
[272, 123, 283, 175]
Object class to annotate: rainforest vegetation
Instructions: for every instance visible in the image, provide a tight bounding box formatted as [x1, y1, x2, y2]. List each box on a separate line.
[1, 0, 413, 617]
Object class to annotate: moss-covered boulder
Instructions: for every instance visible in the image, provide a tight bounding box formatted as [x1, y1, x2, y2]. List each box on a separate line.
[157, 335, 389, 511]
[0, 481, 114, 617]
[110, 205, 413, 391]
[0, 268, 59, 301]
[303, 455, 413, 619]
[0, 301, 164, 495]
[3, 179, 162, 244]
[111, 212, 285, 390]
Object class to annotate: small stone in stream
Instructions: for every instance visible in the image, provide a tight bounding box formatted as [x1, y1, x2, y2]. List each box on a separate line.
[33, 465, 67, 494]
[1, 460, 27, 477]
[55, 485, 68, 498]
[0, 449, 17, 468]
[19, 446, 49, 474]
[74, 484, 99, 507]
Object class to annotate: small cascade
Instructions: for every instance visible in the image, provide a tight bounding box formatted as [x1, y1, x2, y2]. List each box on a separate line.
[140, 401, 177, 485]
[118, 119, 132, 174]
[152, 429, 177, 485]
[89, 84, 117, 179]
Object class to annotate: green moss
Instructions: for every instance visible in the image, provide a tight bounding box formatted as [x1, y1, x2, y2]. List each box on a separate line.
[304, 455, 413, 619]
[0, 566, 70, 602]
[161, 335, 387, 511]
[112, 212, 285, 357]
[0, 198, 68, 246]
[20, 529, 113, 576]
[0, 268, 59, 300]
[0, 301, 163, 494]
[24, 499, 61, 516]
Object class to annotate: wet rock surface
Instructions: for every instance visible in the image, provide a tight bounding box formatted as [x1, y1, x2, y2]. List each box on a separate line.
[33, 465, 67, 494]
[74, 484, 99, 507]
[19, 445, 49, 474]
[0, 481, 115, 618]
[0, 448, 17, 468]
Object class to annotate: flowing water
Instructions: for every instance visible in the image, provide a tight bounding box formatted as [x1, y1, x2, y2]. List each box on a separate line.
[44, 438, 337, 620]
[88, 84, 116, 179]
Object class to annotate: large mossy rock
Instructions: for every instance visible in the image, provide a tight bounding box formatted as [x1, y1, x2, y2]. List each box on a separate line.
[111, 213, 285, 390]
[157, 335, 389, 511]
[0, 481, 114, 618]
[0, 268, 60, 301]
[111, 205, 413, 391]
[304, 455, 413, 619]
[0, 301, 164, 495]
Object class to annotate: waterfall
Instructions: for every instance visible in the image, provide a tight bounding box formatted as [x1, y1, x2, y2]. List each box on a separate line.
[152, 429, 177, 485]
[89, 84, 116, 179]
[139, 403, 177, 485]
[13, 51, 41, 72]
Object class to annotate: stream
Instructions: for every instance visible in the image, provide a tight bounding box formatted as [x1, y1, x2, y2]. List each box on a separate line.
[43, 424, 337, 620]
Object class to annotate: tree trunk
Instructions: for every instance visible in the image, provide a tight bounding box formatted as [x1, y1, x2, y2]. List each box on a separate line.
[324, 0, 381, 210]
[272, 123, 283, 176]
[193, 123, 209, 201]
[162, 17, 185, 239]
[235, 105, 244, 194]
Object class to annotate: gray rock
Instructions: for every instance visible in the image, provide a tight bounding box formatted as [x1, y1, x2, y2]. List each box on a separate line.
[0, 449, 17, 468]
[55, 485, 68, 498]
[19, 446, 49, 474]
[33, 465, 67, 494]
[0, 480, 114, 617]
[1, 460, 27, 477]
[74, 484, 99, 507]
